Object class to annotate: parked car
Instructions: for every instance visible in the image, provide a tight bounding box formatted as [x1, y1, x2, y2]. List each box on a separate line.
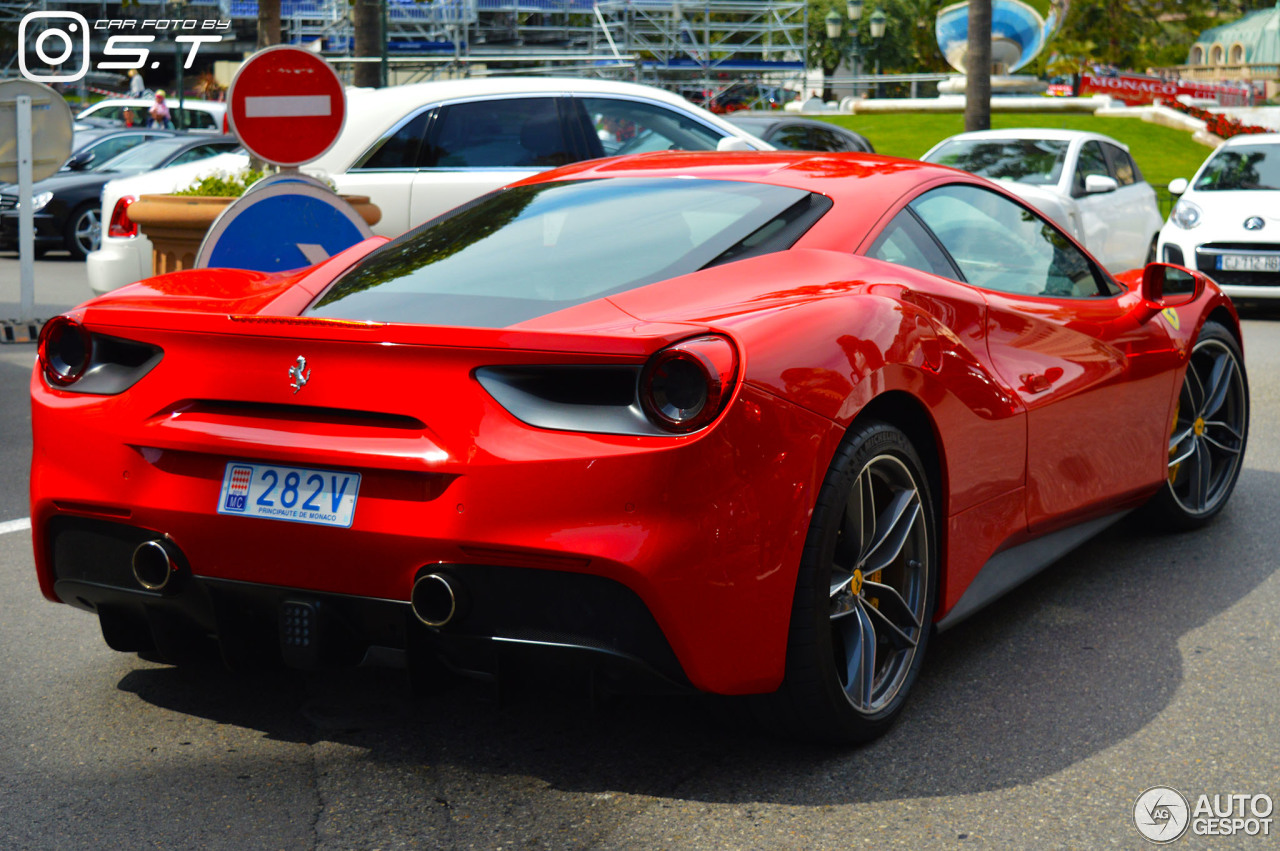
[88, 77, 769, 294]
[921, 129, 1163, 274]
[1157, 133, 1280, 299]
[75, 98, 227, 133]
[0, 136, 241, 260]
[34, 151, 1245, 743]
[726, 114, 873, 152]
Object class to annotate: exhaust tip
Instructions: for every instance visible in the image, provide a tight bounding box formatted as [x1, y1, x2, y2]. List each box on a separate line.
[132, 540, 176, 592]
[411, 573, 461, 628]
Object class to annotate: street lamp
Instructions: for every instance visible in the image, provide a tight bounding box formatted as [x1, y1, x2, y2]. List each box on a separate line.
[826, 2, 867, 100]
[869, 7, 888, 96]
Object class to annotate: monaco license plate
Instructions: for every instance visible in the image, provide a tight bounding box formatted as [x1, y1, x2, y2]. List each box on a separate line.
[217, 462, 360, 528]
[1219, 253, 1280, 272]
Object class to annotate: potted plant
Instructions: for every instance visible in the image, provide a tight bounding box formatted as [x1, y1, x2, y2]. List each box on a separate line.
[129, 168, 381, 275]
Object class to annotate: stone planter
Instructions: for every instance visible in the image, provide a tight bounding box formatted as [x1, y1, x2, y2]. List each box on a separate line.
[129, 194, 382, 276]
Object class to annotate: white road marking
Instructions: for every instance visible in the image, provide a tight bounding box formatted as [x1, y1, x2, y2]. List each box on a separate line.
[245, 95, 331, 118]
[0, 517, 31, 535]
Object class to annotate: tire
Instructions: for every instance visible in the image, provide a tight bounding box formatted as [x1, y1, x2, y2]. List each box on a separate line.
[1147, 320, 1249, 529]
[1146, 236, 1158, 265]
[760, 420, 938, 743]
[64, 204, 102, 260]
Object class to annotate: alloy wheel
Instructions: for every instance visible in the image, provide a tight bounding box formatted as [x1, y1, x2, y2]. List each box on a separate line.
[829, 453, 931, 714]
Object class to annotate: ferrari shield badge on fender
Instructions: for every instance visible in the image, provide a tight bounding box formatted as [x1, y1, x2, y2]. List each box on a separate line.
[288, 356, 311, 394]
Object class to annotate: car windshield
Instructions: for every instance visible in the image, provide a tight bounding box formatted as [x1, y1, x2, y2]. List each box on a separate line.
[1194, 144, 1280, 191]
[310, 178, 820, 327]
[94, 138, 196, 174]
[924, 139, 1070, 186]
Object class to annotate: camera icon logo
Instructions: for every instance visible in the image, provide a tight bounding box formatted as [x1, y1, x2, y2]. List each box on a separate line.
[19, 12, 91, 83]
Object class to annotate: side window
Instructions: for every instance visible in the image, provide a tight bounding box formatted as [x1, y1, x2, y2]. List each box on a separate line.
[807, 127, 860, 153]
[580, 97, 724, 158]
[866, 209, 959, 278]
[354, 108, 433, 170]
[167, 144, 225, 167]
[173, 109, 216, 130]
[424, 98, 570, 168]
[910, 184, 1109, 298]
[87, 135, 142, 163]
[1073, 140, 1110, 195]
[92, 106, 123, 123]
[771, 125, 810, 150]
[1102, 143, 1136, 185]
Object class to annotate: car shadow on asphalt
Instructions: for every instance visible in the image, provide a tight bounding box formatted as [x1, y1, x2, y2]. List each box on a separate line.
[114, 467, 1279, 805]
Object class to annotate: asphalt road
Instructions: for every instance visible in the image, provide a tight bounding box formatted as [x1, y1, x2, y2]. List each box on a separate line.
[1, 255, 1277, 850]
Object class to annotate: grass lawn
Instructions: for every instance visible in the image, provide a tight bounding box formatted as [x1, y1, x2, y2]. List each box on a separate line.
[815, 112, 1213, 215]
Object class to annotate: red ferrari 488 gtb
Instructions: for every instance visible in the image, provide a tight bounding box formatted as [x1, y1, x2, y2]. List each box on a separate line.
[31, 152, 1248, 743]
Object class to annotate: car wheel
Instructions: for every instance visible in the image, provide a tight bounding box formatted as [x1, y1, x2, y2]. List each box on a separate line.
[762, 419, 937, 743]
[1146, 236, 1158, 265]
[65, 203, 102, 260]
[1149, 321, 1248, 529]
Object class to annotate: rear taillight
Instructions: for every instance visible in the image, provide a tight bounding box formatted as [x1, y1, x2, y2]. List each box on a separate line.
[640, 336, 738, 433]
[37, 316, 93, 387]
[107, 195, 138, 238]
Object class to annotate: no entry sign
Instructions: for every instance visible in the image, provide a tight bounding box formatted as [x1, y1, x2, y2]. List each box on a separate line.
[227, 46, 346, 167]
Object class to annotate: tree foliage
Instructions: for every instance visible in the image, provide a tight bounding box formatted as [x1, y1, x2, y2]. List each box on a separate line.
[1046, 0, 1218, 69]
[806, 0, 950, 80]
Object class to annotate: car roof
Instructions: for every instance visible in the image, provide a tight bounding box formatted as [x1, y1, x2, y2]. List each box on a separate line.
[935, 127, 1127, 149]
[313, 77, 760, 171]
[513, 150, 960, 240]
[1221, 132, 1280, 147]
[78, 98, 226, 114]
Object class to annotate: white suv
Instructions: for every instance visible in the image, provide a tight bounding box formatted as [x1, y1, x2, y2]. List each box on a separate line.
[87, 77, 768, 295]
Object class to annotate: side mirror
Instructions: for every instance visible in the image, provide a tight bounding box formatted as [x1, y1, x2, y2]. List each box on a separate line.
[1168, 177, 1189, 196]
[1084, 174, 1119, 194]
[716, 136, 756, 152]
[1141, 262, 1205, 310]
[67, 150, 94, 171]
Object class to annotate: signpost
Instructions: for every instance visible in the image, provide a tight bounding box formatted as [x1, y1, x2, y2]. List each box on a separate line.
[196, 178, 374, 272]
[203, 46, 375, 273]
[0, 80, 72, 342]
[226, 45, 347, 168]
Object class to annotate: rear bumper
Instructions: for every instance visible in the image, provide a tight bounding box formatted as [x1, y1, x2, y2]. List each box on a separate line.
[48, 516, 690, 689]
[87, 235, 151, 294]
[31, 368, 845, 695]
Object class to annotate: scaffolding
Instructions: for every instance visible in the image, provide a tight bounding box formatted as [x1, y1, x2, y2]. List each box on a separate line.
[237, 0, 808, 97]
[3, 0, 807, 103]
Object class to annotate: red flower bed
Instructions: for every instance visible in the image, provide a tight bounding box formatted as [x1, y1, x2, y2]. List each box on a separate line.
[1165, 99, 1270, 139]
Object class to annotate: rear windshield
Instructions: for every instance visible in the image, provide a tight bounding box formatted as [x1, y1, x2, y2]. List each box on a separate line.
[1194, 144, 1280, 191]
[924, 139, 1069, 186]
[308, 178, 823, 327]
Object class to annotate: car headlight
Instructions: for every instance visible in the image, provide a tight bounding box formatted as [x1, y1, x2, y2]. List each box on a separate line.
[16, 191, 54, 212]
[1171, 199, 1203, 230]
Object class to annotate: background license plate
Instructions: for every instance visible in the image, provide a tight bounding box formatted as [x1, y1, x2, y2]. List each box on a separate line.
[217, 462, 360, 528]
[1220, 254, 1280, 272]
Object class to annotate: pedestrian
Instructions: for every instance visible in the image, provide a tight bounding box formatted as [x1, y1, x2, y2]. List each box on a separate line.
[128, 68, 145, 96]
[149, 90, 172, 129]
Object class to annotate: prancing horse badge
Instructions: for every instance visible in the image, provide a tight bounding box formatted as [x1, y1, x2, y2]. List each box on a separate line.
[288, 356, 311, 394]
